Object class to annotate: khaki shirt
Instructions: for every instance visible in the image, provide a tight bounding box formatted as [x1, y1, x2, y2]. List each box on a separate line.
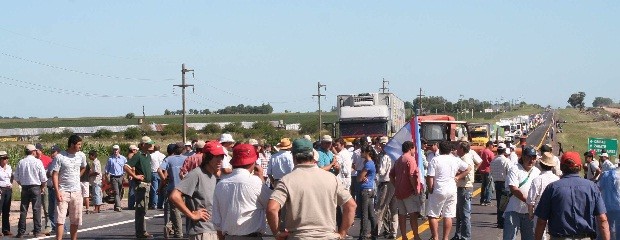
[270, 164, 352, 239]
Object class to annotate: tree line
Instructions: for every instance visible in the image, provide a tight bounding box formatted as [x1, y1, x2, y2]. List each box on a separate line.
[405, 96, 530, 114]
[164, 103, 274, 115]
[567, 92, 617, 110]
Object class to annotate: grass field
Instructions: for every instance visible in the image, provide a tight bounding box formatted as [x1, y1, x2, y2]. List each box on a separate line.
[0, 112, 339, 129]
[556, 108, 620, 156]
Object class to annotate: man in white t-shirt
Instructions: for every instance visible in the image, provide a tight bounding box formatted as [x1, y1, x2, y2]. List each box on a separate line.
[584, 151, 601, 182]
[600, 152, 616, 172]
[332, 138, 353, 190]
[453, 140, 481, 240]
[502, 146, 541, 240]
[426, 141, 472, 240]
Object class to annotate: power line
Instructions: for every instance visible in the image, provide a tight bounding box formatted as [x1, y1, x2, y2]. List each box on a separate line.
[0, 26, 177, 64]
[1, 51, 175, 82]
[0, 75, 176, 98]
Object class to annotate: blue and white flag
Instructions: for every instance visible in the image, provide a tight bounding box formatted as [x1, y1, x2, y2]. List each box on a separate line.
[384, 115, 426, 187]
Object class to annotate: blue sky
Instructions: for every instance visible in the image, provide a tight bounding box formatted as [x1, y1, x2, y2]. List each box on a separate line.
[1, 1, 618, 118]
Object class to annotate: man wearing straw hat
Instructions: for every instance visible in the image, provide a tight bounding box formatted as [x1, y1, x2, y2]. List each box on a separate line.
[527, 152, 560, 240]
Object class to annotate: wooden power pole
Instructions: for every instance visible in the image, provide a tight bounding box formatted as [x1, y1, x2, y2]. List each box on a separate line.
[174, 64, 194, 143]
[313, 82, 326, 138]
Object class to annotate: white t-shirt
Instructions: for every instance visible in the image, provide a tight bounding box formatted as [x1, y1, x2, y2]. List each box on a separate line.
[587, 161, 600, 180]
[149, 151, 166, 173]
[337, 149, 353, 189]
[427, 154, 469, 195]
[504, 164, 541, 215]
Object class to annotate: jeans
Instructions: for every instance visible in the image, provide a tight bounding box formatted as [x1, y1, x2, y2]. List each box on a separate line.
[41, 187, 51, 231]
[454, 187, 472, 240]
[18, 185, 42, 234]
[1, 187, 12, 232]
[607, 210, 620, 240]
[149, 173, 159, 208]
[360, 188, 378, 238]
[110, 176, 123, 209]
[134, 181, 149, 236]
[128, 180, 136, 210]
[481, 173, 492, 204]
[351, 178, 362, 217]
[164, 191, 183, 237]
[503, 211, 534, 240]
[494, 181, 506, 227]
[376, 182, 398, 236]
[47, 187, 57, 230]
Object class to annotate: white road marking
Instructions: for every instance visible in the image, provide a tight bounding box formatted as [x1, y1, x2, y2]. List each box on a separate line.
[31, 213, 165, 240]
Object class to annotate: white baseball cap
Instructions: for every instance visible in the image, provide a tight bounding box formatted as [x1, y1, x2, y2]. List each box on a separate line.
[112, 145, 120, 149]
[220, 133, 235, 143]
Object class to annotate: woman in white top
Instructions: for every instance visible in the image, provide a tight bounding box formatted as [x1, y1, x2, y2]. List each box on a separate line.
[0, 151, 13, 236]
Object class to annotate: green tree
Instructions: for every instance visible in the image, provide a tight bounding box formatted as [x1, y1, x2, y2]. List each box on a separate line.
[92, 129, 114, 139]
[592, 97, 614, 107]
[299, 120, 319, 135]
[124, 127, 141, 140]
[125, 113, 135, 119]
[202, 123, 221, 134]
[567, 92, 586, 110]
[222, 122, 244, 133]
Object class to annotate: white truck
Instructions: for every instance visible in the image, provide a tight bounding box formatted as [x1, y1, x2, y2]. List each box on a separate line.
[336, 92, 406, 140]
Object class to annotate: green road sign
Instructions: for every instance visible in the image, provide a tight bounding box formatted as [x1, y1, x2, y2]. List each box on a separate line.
[588, 137, 618, 156]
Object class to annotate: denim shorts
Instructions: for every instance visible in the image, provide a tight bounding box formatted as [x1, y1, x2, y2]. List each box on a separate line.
[91, 183, 103, 206]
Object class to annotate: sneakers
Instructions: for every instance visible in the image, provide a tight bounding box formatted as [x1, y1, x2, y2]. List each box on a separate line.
[114, 207, 122, 212]
[2, 231, 12, 236]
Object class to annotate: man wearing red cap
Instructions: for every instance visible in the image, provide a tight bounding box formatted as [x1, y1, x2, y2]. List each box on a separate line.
[212, 144, 271, 239]
[534, 152, 610, 240]
[170, 141, 225, 240]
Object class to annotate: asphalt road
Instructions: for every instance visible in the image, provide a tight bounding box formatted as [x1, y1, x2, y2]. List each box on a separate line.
[15, 184, 507, 240]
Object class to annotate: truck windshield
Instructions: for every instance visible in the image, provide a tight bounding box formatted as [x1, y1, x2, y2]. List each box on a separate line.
[421, 123, 448, 142]
[340, 121, 387, 137]
[470, 131, 487, 138]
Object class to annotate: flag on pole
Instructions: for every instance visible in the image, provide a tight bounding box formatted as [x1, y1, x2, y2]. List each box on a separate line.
[384, 114, 426, 187]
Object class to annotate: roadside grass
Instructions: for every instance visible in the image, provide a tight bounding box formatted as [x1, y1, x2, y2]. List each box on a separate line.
[0, 112, 339, 129]
[556, 108, 620, 157]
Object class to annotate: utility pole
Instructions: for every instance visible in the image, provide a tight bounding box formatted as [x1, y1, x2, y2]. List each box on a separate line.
[313, 82, 326, 138]
[380, 78, 389, 93]
[417, 88, 425, 115]
[174, 64, 194, 143]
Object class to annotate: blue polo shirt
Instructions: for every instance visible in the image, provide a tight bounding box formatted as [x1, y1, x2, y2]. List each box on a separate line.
[159, 154, 187, 192]
[317, 148, 336, 175]
[359, 161, 376, 190]
[534, 173, 606, 237]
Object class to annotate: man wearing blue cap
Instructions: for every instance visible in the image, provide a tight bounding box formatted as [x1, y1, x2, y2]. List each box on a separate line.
[503, 146, 541, 240]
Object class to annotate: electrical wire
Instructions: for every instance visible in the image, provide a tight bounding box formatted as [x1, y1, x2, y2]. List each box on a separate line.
[0, 26, 178, 64]
[0, 75, 177, 98]
[1, 51, 175, 82]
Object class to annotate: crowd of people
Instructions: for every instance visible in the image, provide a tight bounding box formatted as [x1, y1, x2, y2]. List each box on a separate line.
[0, 131, 619, 240]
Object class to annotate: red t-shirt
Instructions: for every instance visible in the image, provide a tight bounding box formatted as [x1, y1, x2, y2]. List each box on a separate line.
[478, 148, 495, 173]
[390, 153, 422, 200]
[39, 154, 52, 170]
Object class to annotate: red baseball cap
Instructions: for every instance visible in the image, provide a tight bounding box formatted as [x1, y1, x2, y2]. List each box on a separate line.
[231, 144, 258, 167]
[202, 141, 225, 156]
[561, 151, 582, 168]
